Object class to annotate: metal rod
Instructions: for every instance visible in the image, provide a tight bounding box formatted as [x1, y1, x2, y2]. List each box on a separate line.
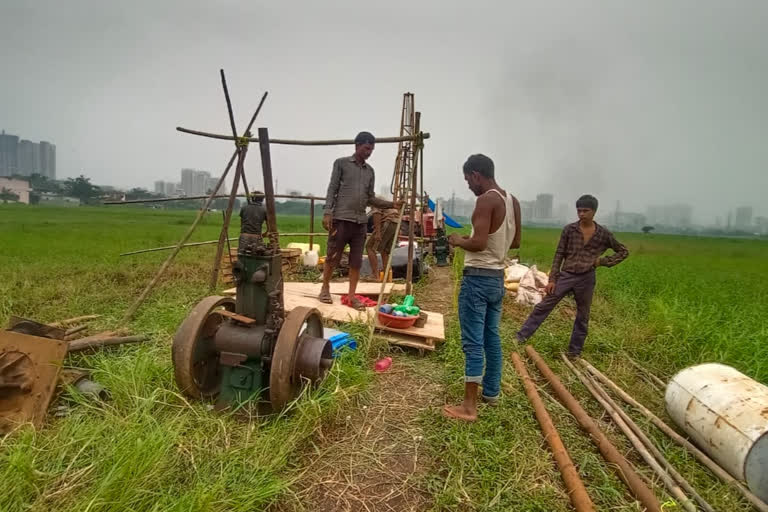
[309, 198, 315, 250]
[103, 193, 324, 205]
[565, 357, 715, 512]
[121, 151, 238, 324]
[562, 356, 696, 512]
[511, 352, 595, 512]
[578, 358, 768, 512]
[176, 126, 430, 146]
[209, 148, 244, 290]
[524, 346, 661, 512]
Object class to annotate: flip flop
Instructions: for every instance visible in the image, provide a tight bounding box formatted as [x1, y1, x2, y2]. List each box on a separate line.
[341, 295, 366, 311]
[317, 289, 333, 304]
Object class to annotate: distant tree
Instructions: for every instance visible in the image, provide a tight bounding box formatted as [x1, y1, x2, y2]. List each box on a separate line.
[0, 187, 20, 203]
[641, 225, 655, 234]
[124, 187, 161, 201]
[64, 175, 102, 204]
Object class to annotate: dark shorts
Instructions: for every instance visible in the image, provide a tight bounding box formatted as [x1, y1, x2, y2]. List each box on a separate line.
[327, 219, 367, 269]
[365, 220, 397, 253]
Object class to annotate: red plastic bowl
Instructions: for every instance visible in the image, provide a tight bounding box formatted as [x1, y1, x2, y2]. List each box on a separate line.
[377, 310, 418, 329]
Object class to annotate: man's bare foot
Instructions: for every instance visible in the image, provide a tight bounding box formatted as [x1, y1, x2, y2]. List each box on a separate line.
[442, 404, 477, 422]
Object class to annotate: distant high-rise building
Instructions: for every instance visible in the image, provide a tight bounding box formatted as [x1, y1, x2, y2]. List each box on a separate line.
[164, 182, 178, 197]
[154, 180, 165, 194]
[0, 131, 20, 177]
[534, 193, 554, 220]
[735, 206, 753, 231]
[180, 169, 196, 196]
[179, 168, 225, 196]
[520, 200, 535, 223]
[755, 216, 768, 235]
[39, 141, 56, 179]
[17, 140, 40, 176]
[646, 204, 693, 228]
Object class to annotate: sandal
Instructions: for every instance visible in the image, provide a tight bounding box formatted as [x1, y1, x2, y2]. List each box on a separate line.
[317, 289, 333, 304]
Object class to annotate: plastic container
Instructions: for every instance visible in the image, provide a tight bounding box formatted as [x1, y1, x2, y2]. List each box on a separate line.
[377, 310, 418, 329]
[666, 363, 768, 501]
[374, 357, 392, 372]
[287, 242, 320, 255]
[303, 249, 319, 266]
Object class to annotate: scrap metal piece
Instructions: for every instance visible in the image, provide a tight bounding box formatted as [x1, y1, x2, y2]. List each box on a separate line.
[0, 330, 68, 432]
[7, 316, 66, 340]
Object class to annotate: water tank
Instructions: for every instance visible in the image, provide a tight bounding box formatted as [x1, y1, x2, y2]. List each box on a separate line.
[665, 363, 768, 502]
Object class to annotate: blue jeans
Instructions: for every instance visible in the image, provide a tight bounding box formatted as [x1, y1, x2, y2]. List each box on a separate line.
[458, 274, 505, 399]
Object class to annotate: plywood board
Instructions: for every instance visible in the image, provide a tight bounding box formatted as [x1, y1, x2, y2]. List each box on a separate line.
[222, 281, 405, 297]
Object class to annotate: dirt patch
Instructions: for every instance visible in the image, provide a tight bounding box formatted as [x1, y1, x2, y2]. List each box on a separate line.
[416, 265, 454, 314]
[275, 360, 442, 512]
[272, 264, 452, 512]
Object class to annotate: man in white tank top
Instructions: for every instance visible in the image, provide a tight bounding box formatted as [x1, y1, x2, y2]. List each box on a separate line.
[443, 154, 521, 422]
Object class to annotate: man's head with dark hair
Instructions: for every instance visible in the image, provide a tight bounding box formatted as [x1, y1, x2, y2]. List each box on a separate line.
[248, 192, 265, 204]
[354, 131, 375, 162]
[575, 194, 598, 223]
[462, 154, 495, 196]
[576, 195, 598, 211]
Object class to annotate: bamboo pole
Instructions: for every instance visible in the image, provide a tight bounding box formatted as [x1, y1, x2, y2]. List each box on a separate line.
[579, 358, 768, 512]
[68, 335, 149, 352]
[103, 193, 324, 205]
[121, 91, 268, 323]
[121, 151, 237, 324]
[120, 235, 329, 257]
[625, 354, 667, 390]
[562, 356, 697, 512]
[512, 352, 595, 512]
[566, 357, 716, 512]
[525, 346, 661, 511]
[176, 127, 430, 146]
[50, 315, 101, 327]
[366, 203, 407, 356]
[405, 114, 421, 296]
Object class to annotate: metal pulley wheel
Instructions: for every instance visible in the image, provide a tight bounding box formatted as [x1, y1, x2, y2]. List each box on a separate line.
[269, 306, 333, 411]
[172, 295, 235, 399]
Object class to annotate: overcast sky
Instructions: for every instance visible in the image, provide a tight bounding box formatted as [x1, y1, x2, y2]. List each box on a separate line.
[2, 1, 767, 223]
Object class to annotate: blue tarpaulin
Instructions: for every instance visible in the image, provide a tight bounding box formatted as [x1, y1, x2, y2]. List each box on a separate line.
[428, 198, 463, 228]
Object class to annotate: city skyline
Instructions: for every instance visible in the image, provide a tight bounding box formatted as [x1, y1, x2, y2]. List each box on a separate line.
[0, 130, 55, 179]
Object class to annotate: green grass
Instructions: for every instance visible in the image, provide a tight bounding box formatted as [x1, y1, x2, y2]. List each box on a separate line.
[2, 204, 767, 511]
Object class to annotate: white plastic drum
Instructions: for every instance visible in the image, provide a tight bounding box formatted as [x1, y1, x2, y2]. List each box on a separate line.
[665, 363, 768, 502]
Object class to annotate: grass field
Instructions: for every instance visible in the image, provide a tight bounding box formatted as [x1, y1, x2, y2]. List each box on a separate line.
[1, 204, 767, 511]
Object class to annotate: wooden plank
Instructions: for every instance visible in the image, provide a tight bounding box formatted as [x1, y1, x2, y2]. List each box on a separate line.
[222, 281, 405, 297]
[282, 293, 444, 341]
